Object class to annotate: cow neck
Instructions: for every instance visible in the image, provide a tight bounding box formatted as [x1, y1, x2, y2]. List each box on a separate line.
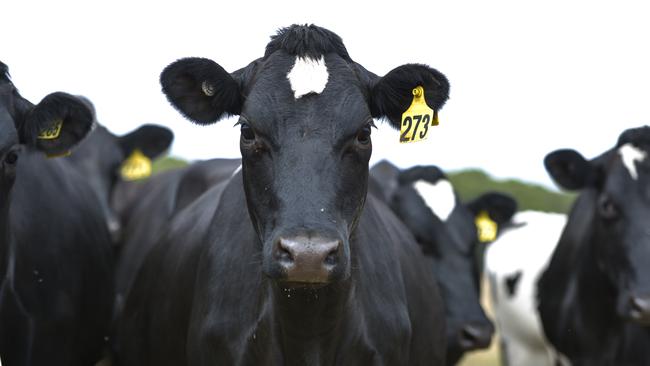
[0, 188, 11, 279]
[268, 279, 353, 359]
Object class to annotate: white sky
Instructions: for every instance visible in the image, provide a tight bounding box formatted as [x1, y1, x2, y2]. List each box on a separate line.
[3, 0, 649, 189]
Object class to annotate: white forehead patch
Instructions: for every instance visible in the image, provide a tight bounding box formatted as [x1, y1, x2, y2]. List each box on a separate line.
[287, 56, 329, 99]
[619, 143, 647, 180]
[413, 179, 456, 222]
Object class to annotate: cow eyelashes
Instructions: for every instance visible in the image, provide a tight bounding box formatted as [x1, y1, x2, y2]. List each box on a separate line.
[240, 122, 256, 142]
[356, 122, 374, 145]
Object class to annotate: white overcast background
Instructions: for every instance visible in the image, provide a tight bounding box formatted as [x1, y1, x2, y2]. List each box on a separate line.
[3, 0, 649, 189]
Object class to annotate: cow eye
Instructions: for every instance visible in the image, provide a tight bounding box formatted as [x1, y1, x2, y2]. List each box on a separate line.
[356, 123, 373, 145]
[240, 122, 256, 142]
[598, 195, 620, 220]
[4, 150, 18, 166]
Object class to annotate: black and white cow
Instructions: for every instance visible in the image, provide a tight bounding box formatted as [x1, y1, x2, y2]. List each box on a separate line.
[0, 62, 113, 365]
[370, 161, 517, 365]
[66, 97, 174, 243]
[115, 24, 450, 365]
[537, 126, 650, 365]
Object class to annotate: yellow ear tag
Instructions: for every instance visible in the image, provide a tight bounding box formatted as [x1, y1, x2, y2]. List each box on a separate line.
[400, 86, 437, 143]
[120, 149, 152, 181]
[37, 119, 64, 140]
[475, 210, 498, 243]
[46, 150, 72, 159]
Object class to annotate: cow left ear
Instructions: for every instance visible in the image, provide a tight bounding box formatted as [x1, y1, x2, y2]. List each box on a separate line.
[21, 92, 94, 156]
[367, 64, 450, 128]
[118, 124, 174, 160]
[544, 149, 593, 190]
[466, 192, 518, 225]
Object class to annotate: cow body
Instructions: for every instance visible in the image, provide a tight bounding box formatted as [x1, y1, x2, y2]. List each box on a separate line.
[484, 210, 566, 366]
[0, 62, 111, 365]
[537, 127, 650, 365]
[115, 24, 450, 365]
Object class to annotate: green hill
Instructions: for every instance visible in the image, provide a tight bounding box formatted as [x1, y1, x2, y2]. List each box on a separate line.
[447, 169, 575, 214]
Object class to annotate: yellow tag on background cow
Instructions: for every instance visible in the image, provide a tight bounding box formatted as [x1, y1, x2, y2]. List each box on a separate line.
[475, 211, 498, 243]
[37, 120, 64, 140]
[400, 86, 437, 143]
[120, 149, 152, 181]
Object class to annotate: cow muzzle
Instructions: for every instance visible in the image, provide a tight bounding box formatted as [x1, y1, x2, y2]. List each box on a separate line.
[274, 235, 342, 285]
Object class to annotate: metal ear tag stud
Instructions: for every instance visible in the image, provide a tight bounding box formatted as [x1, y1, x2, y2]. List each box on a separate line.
[202, 81, 216, 96]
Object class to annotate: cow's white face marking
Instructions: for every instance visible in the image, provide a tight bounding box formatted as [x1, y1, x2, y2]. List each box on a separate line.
[287, 56, 329, 99]
[619, 143, 647, 180]
[413, 179, 456, 222]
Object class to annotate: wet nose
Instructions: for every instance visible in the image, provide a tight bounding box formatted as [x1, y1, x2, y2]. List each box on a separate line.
[628, 296, 650, 325]
[275, 236, 341, 284]
[457, 323, 494, 351]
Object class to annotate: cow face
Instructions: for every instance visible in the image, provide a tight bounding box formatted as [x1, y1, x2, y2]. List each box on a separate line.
[68, 102, 173, 242]
[545, 126, 650, 325]
[160, 25, 449, 286]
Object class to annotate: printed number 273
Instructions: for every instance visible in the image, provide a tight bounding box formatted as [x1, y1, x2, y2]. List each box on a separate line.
[400, 114, 430, 142]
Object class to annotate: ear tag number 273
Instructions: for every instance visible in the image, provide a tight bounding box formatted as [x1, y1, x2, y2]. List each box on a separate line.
[400, 86, 439, 143]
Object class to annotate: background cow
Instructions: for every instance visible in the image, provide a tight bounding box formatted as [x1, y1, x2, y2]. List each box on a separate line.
[115, 24, 450, 365]
[0, 62, 113, 366]
[371, 161, 517, 365]
[538, 126, 650, 365]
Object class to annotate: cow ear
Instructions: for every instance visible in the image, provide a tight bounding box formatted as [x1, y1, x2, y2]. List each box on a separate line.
[21, 92, 94, 156]
[544, 149, 593, 190]
[118, 124, 174, 160]
[397, 165, 446, 185]
[466, 192, 518, 225]
[160, 57, 242, 125]
[369, 64, 450, 129]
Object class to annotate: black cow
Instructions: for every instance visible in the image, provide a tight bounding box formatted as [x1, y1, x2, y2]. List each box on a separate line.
[538, 126, 650, 365]
[65, 97, 174, 243]
[115, 24, 450, 365]
[0, 62, 113, 365]
[111, 158, 240, 313]
[370, 161, 517, 365]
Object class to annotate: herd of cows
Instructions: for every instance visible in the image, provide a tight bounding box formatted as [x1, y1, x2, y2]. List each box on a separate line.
[0, 24, 649, 366]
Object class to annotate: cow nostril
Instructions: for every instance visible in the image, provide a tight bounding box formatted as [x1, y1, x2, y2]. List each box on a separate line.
[630, 297, 650, 313]
[324, 248, 338, 266]
[458, 324, 492, 350]
[276, 241, 294, 264]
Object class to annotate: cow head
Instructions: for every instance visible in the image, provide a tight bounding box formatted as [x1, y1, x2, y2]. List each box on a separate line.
[389, 166, 515, 362]
[0, 61, 94, 266]
[160, 25, 449, 286]
[68, 98, 173, 243]
[545, 126, 650, 325]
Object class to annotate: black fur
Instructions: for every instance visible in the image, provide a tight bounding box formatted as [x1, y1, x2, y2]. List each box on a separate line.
[22, 92, 94, 155]
[118, 124, 174, 158]
[617, 125, 650, 148]
[160, 58, 241, 124]
[397, 165, 446, 185]
[504, 271, 522, 298]
[544, 149, 594, 190]
[371, 64, 450, 129]
[466, 192, 519, 225]
[0, 61, 9, 82]
[264, 24, 352, 62]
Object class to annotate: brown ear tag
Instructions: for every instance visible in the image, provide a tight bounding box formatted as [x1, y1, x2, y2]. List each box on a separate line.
[399, 86, 438, 143]
[475, 211, 498, 243]
[120, 149, 152, 181]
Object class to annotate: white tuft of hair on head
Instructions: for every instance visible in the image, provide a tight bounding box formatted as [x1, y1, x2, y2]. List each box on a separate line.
[413, 179, 456, 222]
[619, 143, 647, 180]
[287, 56, 329, 99]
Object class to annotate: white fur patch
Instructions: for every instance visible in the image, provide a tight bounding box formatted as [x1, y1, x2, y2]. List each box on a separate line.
[619, 143, 647, 180]
[287, 56, 329, 99]
[413, 179, 456, 222]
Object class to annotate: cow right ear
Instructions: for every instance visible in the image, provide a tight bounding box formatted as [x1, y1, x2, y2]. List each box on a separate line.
[544, 149, 593, 190]
[160, 57, 242, 125]
[466, 192, 518, 225]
